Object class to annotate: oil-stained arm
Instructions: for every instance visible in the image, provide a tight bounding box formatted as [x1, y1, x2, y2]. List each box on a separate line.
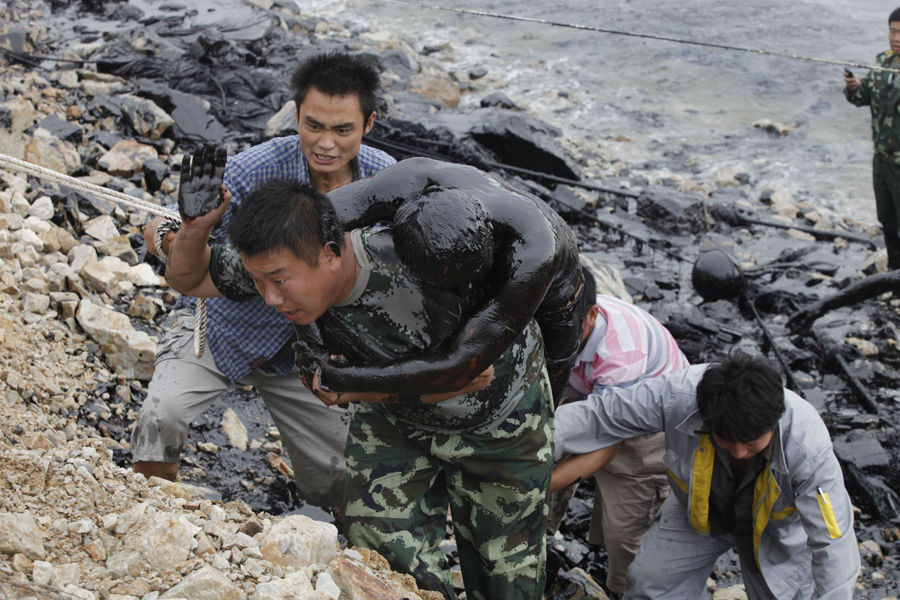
[330, 157, 482, 228]
[320, 231, 559, 395]
[324, 157, 580, 396]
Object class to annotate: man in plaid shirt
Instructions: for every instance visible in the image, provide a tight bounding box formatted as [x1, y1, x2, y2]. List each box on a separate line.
[134, 51, 395, 508]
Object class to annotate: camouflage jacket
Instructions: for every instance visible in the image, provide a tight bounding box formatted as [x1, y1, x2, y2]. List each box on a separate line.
[209, 224, 547, 434]
[845, 50, 900, 162]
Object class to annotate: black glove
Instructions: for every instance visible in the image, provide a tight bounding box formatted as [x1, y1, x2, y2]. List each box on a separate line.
[178, 144, 227, 219]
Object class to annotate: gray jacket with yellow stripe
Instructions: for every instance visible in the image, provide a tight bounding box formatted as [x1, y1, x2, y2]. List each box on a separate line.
[554, 364, 859, 599]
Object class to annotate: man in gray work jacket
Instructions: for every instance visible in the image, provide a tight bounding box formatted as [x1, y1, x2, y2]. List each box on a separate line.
[552, 351, 859, 600]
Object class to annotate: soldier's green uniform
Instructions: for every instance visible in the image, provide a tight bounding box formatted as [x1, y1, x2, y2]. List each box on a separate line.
[338, 225, 552, 600]
[845, 50, 900, 268]
[210, 223, 553, 600]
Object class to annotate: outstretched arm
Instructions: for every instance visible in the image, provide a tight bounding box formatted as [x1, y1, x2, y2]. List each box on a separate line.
[157, 146, 231, 298]
[551, 444, 620, 491]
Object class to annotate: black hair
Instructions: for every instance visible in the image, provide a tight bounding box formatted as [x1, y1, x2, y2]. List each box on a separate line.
[228, 178, 344, 266]
[890, 7, 900, 24]
[290, 51, 380, 120]
[576, 265, 597, 323]
[393, 187, 494, 289]
[696, 350, 785, 443]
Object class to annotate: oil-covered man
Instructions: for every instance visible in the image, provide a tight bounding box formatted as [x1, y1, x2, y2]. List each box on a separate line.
[133, 51, 395, 508]
[844, 6, 900, 269]
[317, 156, 584, 403]
[166, 173, 556, 600]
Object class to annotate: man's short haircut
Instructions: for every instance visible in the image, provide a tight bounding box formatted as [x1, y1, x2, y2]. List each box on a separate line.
[890, 7, 900, 24]
[576, 265, 597, 323]
[228, 178, 344, 266]
[291, 51, 380, 120]
[393, 187, 494, 289]
[696, 350, 785, 443]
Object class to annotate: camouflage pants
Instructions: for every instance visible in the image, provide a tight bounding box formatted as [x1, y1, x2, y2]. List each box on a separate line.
[873, 154, 900, 268]
[344, 379, 553, 600]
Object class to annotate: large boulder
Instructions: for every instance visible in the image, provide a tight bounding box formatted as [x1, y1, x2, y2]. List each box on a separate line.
[636, 185, 708, 235]
[75, 299, 156, 380]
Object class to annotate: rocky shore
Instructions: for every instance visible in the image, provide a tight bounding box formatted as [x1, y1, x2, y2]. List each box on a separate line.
[0, 0, 899, 598]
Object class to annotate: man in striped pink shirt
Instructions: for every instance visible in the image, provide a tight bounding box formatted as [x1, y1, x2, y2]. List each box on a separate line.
[558, 266, 688, 597]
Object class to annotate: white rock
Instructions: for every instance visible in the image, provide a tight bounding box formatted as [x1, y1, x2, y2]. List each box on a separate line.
[99, 254, 135, 279]
[64, 42, 103, 61]
[84, 215, 120, 242]
[0, 212, 24, 231]
[315, 572, 341, 599]
[70, 518, 94, 534]
[123, 513, 201, 571]
[129, 262, 164, 287]
[105, 549, 147, 578]
[1, 172, 26, 194]
[212, 551, 231, 570]
[62, 584, 97, 600]
[223, 531, 259, 550]
[102, 513, 119, 530]
[0, 511, 45, 559]
[14, 227, 43, 250]
[56, 70, 79, 88]
[256, 515, 338, 569]
[117, 94, 174, 140]
[23, 215, 52, 234]
[97, 140, 158, 177]
[251, 568, 315, 600]
[32, 559, 53, 585]
[76, 299, 156, 380]
[241, 557, 264, 579]
[205, 520, 240, 540]
[80, 258, 133, 297]
[160, 565, 244, 600]
[28, 196, 55, 220]
[69, 244, 98, 271]
[0, 97, 36, 133]
[24, 127, 82, 175]
[221, 408, 249, 451]
[22, 292, 50, 314]
[51, 562, 82, 587]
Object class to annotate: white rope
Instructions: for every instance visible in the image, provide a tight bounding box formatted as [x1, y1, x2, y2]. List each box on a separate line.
[0, 152, 209, 358]
[0, 152, 178, 217]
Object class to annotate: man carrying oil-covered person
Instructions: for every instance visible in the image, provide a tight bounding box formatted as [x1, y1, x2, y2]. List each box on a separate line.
[163, 150, 585, 600]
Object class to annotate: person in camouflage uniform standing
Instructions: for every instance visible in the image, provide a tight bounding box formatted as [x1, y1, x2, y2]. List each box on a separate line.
[844, 6, 900, 269]
[171, 172, 555, 600]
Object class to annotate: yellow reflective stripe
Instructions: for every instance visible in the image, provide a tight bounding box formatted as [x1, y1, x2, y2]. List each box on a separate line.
[771, 506, 796, 520]
[667, 468, 687, 493]
[817, 492, 843, 539]
[689, 434, 714, 535]
[751, 466, 781, 570]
